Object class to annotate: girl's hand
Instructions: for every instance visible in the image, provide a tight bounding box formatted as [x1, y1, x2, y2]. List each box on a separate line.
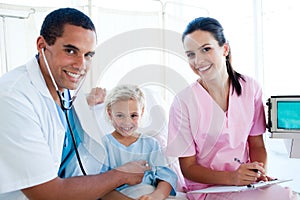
[137, 193, 165, 200]
[137, 194, 152, 200]
[136, 182, 170, 200]
[86, 87, 106, 106]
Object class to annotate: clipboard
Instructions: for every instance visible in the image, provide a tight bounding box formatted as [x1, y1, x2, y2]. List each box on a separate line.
[187, 179, 292, 194]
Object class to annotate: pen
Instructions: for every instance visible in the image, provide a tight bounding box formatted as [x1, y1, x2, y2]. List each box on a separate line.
[234, 158, 258, 188]
[234, 158, 259, 173]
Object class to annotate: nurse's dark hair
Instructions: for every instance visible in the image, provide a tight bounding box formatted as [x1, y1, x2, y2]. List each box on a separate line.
[40, 7, 96, 45]
[182, 17, 245, 96]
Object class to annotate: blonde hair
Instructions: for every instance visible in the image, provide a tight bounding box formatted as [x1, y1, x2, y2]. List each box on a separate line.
[104, 84, 145, 114]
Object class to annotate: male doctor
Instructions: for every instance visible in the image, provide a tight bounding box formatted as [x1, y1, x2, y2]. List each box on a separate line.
[0, 7, 150, 200]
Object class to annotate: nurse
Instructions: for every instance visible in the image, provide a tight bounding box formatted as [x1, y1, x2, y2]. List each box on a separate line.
[166, 17, 298, 200]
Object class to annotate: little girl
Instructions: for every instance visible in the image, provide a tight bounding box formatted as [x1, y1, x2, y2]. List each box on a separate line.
[100, 84, 177, 200]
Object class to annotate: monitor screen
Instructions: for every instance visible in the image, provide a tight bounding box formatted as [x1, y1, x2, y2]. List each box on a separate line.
[277, 101, 300, 129]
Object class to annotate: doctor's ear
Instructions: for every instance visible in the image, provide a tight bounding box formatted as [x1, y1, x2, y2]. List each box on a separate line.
[37, 44, 46, 52]
[36, 36, 47, 51]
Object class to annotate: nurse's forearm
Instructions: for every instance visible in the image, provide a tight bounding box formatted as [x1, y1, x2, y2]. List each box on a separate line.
[248, 135, 267, 167]
[249, 146, 267, 167]
[180, 160, 233, 185]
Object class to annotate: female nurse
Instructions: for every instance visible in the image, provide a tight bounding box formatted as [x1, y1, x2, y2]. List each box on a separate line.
[166, 17, 298, 200]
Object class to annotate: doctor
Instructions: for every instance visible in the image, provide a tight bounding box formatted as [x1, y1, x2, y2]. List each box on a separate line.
[0, 8, 150, 200]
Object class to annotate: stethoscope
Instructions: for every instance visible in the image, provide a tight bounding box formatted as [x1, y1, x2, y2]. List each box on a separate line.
[41, 48, 87, 176]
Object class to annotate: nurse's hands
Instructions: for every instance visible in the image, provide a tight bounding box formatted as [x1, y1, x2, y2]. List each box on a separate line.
[232, 161, 267, 186]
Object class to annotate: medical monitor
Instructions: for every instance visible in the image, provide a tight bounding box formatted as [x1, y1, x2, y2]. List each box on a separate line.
[267, 96, 300, 134]
[267, 96, 300, 158]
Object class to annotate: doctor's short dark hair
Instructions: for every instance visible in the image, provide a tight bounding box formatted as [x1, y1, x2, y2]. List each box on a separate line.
[40, 7, 96, 45]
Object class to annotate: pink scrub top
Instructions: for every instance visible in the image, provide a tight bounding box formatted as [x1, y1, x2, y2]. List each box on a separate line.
[166, 75, 266, 197]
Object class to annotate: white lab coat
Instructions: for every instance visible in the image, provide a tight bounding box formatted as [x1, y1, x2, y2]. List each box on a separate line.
[0, 57, 103, 199]
[0, 57, 65, 199]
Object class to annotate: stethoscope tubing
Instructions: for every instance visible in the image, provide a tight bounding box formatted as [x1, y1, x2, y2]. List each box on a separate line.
[41, 48, 87, 176]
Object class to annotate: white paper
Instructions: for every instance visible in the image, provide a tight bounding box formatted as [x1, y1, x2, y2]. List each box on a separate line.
[188, 179, 292, 194]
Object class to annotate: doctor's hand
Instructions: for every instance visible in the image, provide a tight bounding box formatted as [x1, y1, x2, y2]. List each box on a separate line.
[86, 87, 106, 106]
[115, 160, 151, 186]
[232, 161, 266, 186]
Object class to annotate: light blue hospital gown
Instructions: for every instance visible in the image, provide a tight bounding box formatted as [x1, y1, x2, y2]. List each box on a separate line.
[100, 134, 177, 196]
